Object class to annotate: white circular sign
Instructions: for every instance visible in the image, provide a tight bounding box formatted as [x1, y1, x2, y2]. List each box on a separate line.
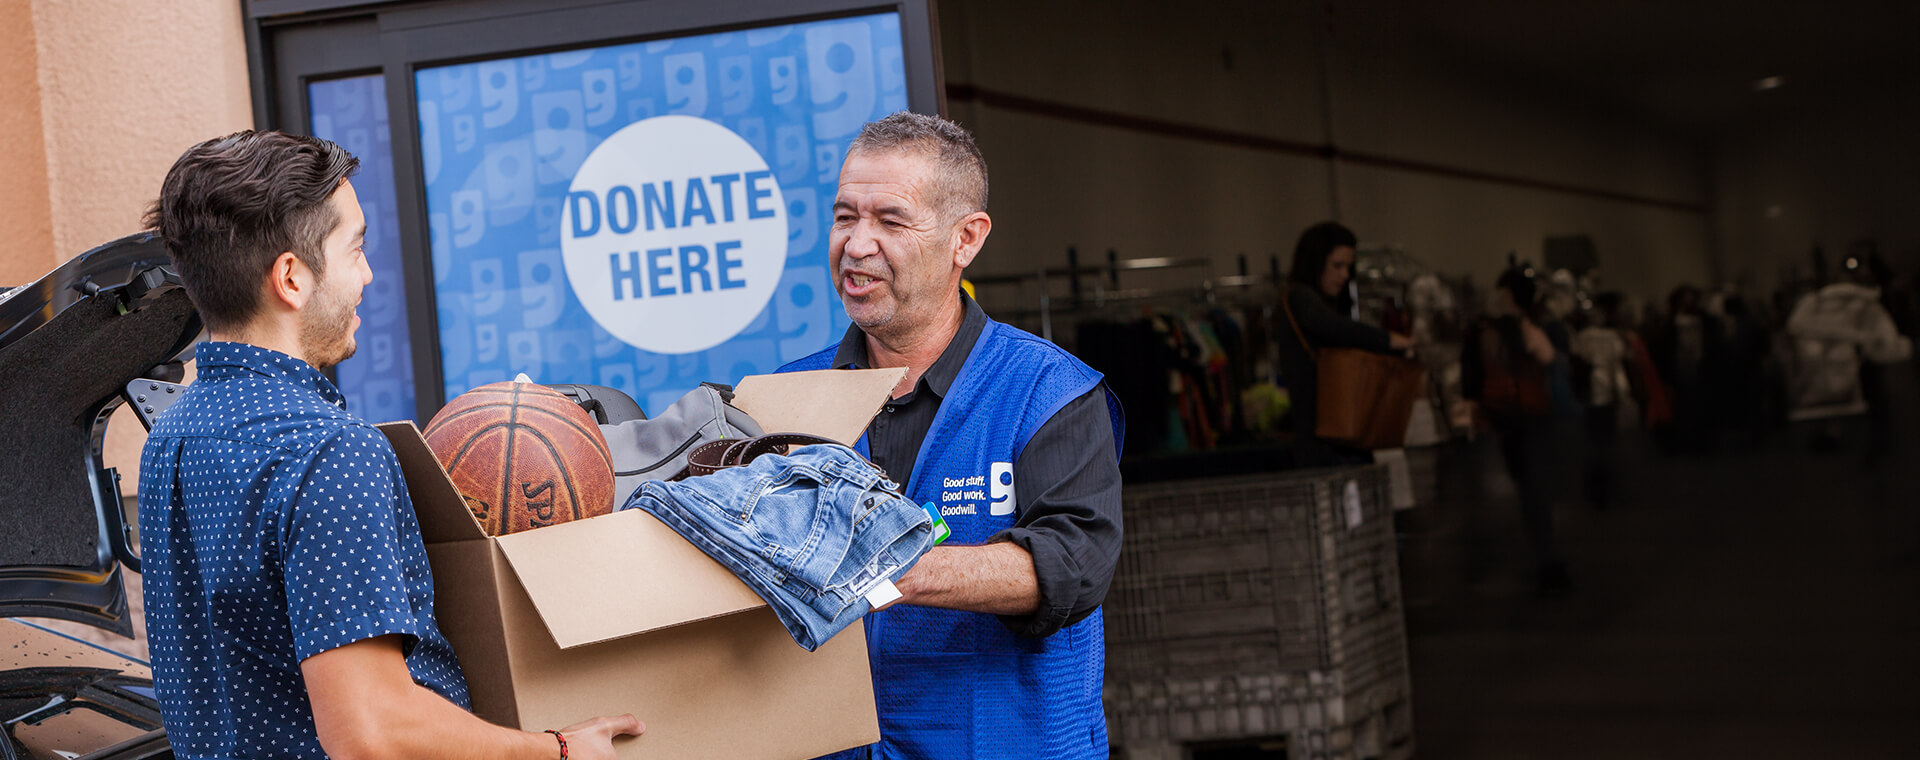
[561, 115, 787, 354]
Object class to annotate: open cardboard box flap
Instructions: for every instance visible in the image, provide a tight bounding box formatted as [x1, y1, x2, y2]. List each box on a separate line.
[729, 367, 903, 445]
[384, 422, 491, 545]
[381, 367, 905, 651]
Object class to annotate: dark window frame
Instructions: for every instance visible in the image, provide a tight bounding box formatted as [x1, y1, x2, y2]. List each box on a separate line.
[246, 0, 945, 421]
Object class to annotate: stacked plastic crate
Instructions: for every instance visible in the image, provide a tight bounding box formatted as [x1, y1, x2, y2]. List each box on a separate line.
[1105, 466, 1414, 760]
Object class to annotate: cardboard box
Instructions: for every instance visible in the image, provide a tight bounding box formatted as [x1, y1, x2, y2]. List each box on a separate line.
[378, 367, 906, 759]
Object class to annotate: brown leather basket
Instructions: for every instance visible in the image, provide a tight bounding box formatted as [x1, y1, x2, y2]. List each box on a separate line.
[1311, 347, 1426, 450]
[1283, 298, 1427, 451]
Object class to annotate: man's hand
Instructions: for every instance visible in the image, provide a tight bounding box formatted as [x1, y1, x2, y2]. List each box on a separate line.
[554, 714, 646, 760]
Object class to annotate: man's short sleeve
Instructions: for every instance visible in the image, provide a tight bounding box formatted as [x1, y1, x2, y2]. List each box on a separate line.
[281, 426, 429, 662]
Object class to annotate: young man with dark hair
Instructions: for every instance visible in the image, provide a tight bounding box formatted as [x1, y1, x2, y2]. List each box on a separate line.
[781, 112, 1124, 759]
[139, 130, 640, 760]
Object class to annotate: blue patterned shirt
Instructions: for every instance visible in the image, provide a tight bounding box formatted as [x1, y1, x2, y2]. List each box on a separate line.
[139, 342, 468, 759]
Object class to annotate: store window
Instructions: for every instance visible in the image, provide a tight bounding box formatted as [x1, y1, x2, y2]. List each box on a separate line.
[415, 14, 904, 411]
[310, 74, 417, 423]
[252, 0, 940, 419]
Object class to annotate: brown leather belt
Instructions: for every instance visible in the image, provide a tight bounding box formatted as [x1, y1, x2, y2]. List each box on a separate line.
[680, 433, 843, 479]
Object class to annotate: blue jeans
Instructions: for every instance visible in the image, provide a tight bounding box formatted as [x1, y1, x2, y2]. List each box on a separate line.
[623, 444, 933, 651]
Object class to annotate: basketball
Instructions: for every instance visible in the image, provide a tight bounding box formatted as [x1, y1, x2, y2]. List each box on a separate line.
[423, 380, 616, 536]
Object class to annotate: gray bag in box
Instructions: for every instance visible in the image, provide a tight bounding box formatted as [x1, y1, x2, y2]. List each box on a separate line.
[601, 383, 764, 502]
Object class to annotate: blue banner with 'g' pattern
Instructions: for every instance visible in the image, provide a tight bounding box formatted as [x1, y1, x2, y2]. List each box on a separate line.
[415, 13, 906, 414]
[311, 75, 416, 424]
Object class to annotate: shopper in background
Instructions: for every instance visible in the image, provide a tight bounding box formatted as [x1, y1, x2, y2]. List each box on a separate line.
[1462, 266, 1573, 596]
[1649, 285, 1723, 452]
[1276, 222, 1415, 467]
[1718, 294, 1773, 446]
[1569, 293, 1633, 510]
[1787, 254, 1912, 463]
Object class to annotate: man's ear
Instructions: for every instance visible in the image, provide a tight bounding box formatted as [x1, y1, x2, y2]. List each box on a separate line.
[951, 211, 992, 269]
[266, 251, 315, 312]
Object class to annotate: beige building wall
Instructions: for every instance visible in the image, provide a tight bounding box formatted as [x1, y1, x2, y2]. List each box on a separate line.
[0, 0, 56, 286]
[5, 0, 252, 654]
[31, 0, 255, 259]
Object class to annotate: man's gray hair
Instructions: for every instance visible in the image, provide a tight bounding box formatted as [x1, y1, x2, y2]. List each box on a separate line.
[848, 111, 988, 222]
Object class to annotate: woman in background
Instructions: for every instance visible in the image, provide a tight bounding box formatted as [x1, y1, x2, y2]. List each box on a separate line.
[1276, 222, 1414, 467]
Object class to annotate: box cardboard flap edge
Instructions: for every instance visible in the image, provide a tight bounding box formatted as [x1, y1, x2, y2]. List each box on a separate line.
[381, 421, 489, 545]
[732, 367, 904, 445]
[493, 509, 768, 649]
[379, 367, 904, 651]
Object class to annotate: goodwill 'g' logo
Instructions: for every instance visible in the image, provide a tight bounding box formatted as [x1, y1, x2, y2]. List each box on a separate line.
[989, 461, 1015, 516]
[560, 115, 787, 354]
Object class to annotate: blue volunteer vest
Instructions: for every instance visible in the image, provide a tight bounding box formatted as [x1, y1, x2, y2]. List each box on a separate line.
[781, 319, 1123, 759]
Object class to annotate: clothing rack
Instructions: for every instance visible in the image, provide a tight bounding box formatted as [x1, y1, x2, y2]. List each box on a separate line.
[972, 248, 1286, 341]
[970, 249, 1320, 458]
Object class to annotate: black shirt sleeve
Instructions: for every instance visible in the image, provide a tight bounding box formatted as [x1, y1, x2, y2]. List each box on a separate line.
[990, 386, 1123, 638]
[1288, 287, 1393, 353]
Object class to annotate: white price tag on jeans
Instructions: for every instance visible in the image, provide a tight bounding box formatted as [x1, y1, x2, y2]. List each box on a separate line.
[863, 579, 903, 609]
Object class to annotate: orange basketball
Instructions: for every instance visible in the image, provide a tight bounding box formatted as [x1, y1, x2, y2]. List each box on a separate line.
[423, 381, 615, 536]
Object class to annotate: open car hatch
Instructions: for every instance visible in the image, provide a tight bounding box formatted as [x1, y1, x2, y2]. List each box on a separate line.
[0, 233, 201, 636]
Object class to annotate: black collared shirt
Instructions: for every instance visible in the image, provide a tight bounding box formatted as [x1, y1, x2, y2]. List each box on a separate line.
[830, 293, 1122, 638]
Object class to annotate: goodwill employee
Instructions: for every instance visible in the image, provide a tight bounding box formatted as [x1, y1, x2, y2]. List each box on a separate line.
[780, 112, 1125, 759]
[137, 130, 640, 760]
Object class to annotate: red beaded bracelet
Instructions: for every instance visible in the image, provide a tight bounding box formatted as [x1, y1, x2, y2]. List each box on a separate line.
[544, 729, 568, 760]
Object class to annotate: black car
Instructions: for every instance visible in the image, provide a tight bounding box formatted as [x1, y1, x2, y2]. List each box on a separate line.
[1, 233, 200, 759]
